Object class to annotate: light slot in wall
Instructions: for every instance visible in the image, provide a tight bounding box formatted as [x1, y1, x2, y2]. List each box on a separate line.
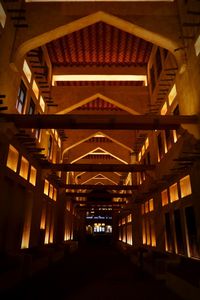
[19, 156, 29, 180]
[6, 145, 19, 172]
[29, 166, 37, 186]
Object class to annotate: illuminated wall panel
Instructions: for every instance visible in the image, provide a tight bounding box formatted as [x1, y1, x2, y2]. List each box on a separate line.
[49, 184, 53, 199]
[44, 206, 51, 244]
[53, 188, 57, 201]
[150, 218, 156, 247]
[122, 226, 126, 243]
[29, 166, 37, 186]
[145, 200, 149, 214]
[6, 145, 19, 172]
[169, 183, 179, 203]
[149, 198, 154, 212]
[168, 84, 177, 106]
[127, 224, 133, 245]
[142, 219, 146, 244]
[39, 96, 45, 112]
[32, 80, 39, 99]
[146, 219, 151, 245]
[127, 214, 132, 223]
[21, 196, 33, 249]
[180, 175, 192, 198]
[19, 156, 29, 180]
[161, 102, 167, 115]
[49, 210, 54, 243]
[23, 60, 32, 83]
[44, 179, 49, 195]
[40, 202, 46, 229]
[161, 189, 168, 206]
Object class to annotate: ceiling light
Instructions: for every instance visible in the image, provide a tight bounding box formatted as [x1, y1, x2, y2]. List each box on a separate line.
[52, 75, 147, 86]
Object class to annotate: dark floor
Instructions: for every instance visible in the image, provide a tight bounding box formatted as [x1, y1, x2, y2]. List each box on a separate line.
[1, 237, 182, 300]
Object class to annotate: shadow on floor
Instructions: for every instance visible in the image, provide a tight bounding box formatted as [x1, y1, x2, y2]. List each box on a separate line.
[0, 237, 182, 300]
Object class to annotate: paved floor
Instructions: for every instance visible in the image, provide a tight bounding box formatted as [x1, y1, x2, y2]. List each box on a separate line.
[1, 237, 182, 300]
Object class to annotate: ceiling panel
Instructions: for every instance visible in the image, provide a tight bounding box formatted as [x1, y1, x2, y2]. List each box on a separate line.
[47, 22, 153, 67]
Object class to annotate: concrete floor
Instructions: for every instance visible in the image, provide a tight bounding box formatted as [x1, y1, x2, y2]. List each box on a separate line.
[1, 237, 182, 300]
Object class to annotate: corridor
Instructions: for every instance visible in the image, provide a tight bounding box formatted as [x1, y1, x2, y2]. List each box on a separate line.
[1, 237, 181, 300]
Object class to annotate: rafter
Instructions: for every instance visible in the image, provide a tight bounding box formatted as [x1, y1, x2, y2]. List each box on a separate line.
[42, 163, 155, 172]
[65, 184, 138, 190]
[66, 192, 131, 198]
[1, 114, 198, 130]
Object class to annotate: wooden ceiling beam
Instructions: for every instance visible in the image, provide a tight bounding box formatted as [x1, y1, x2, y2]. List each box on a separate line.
[42, 163, 154, 172]
[66, 192, 131, 198]
[1, 114, 198, 130]
[65, 184, 138, 190]
[53, 64, 147, 76]
[75, 201, 126, 205]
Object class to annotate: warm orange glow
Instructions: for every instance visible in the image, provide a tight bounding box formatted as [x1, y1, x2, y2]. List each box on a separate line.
[119, 230, 122, 241]
[195, 34, 200, 56]
[146, 219, 151, 245]
[21, 200, 33, 249]
[52, 144, 57, 163]
[32, 80, 39, 99]
[49, 184, 53, 199]
[49, 214, 54, 243]
[64, 224, 71, 241]
[122, 226, 126, 243]
[6, 145, 19, 172]
[127, 224, 133, 245]
[40, 203, 46, 229]
[52, 74, 147, 86]
[149, 198, 154, 212]
[58, 137, 61, 148]
[66, 201, 71, 211]
[70, 228, 73, 240]
[145, 137, 149, 149]
[138, 151, 141, 162]
[122, 217, 126, 225]
[23, 60, 32, 83]
[169, 183, 179, 202]
[127, 214, 132, 223]
[164, 137, 168, 154]
[168, 84, 177, 106]
[165, 232, 169, 252]
[29, 166, 37, 186]
[0, 3, 6, 28]
[145, 201, 149, 214]
[44, 210, 50, 244]
[44, 179, 49, 195]
[53, 188, 57, 201]
[150, 218, 156, 247]
[161, 102, 167, 115]
[173, 130, 178, 143]
[39, 96, 45, 112]
[141, 145, 145, 156]
[142, 219, 146, 244]
[55, 130, 58, 141]
[161, 189, 168, 206]
[19, 156, 29, 180]
[180, 175, 192, 198]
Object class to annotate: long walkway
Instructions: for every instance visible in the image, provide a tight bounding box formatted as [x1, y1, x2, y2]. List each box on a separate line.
[2, 237, 181, 300]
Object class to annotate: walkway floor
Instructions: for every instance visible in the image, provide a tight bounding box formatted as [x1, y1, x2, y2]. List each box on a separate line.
[1, 238, 182, 300]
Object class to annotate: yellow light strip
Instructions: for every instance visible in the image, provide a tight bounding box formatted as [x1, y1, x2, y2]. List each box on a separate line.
[52, 75, 147, 86]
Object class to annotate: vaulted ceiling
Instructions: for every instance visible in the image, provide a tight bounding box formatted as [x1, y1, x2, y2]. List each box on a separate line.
[26, 18, 155, 209]
[46, 22, 153, 68]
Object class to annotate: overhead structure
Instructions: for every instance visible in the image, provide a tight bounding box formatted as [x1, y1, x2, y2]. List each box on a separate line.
[1, 114, 198, 130]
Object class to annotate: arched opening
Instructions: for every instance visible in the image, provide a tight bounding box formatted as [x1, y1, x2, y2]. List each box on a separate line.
[12, 11, 183, 70]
